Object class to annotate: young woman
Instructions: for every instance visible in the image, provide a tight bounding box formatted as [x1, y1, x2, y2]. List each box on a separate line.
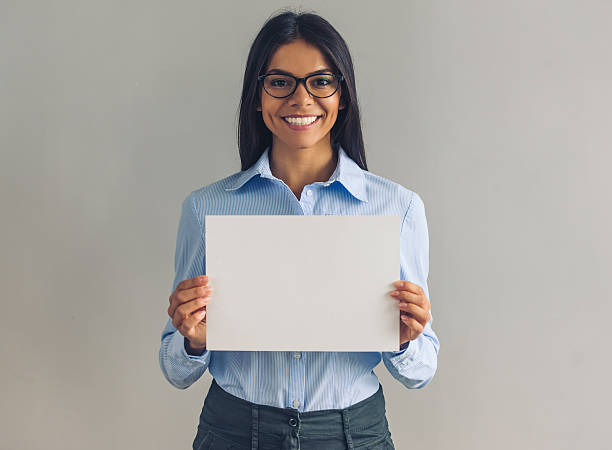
[159, 10, 440, 450]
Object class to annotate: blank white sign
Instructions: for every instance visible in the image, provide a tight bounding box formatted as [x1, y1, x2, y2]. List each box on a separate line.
[204, 215, 402, 351]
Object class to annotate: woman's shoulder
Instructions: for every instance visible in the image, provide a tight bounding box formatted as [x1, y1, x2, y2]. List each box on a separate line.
[180, 170, 251, 215]
[362, 169, 422, 210]
[187, 171, 245, 199]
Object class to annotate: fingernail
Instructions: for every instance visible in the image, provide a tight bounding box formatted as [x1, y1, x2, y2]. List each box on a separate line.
[390, 291, 399, 297]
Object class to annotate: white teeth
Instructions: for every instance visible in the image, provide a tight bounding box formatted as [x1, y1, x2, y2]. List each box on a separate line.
[283, 116, 319, 125]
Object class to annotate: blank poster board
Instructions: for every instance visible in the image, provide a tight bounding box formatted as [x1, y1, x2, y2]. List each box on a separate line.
[204, 215, 402, 352]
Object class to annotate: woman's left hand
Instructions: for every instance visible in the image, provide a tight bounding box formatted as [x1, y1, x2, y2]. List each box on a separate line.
[390, 280, 431, 345]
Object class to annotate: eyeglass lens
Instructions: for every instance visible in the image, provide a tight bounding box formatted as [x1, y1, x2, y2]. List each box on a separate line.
[263, 74, 339, 98]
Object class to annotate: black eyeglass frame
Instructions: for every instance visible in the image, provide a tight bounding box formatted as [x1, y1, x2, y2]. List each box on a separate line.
[257, 72, 345, 99]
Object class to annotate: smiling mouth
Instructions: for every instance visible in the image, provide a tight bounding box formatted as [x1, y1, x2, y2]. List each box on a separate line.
[282, 115, 322, 126]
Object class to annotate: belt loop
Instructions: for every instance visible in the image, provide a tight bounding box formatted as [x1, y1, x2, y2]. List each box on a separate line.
[251, 404, 259, 450]
[341, 409, 354, 449]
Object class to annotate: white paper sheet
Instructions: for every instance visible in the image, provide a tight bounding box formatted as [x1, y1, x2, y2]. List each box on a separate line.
[204, 215, 402, 351]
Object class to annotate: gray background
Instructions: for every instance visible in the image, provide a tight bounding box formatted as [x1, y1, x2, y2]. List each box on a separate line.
[1, 1, 609, 449]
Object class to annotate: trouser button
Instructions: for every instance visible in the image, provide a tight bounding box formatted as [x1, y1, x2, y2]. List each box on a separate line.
[288, 417, 297, 427]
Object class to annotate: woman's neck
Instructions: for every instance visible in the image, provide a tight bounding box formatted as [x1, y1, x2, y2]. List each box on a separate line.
[269, 140, 338, 200]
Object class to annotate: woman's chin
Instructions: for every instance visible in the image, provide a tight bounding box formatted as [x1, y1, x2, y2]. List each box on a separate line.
[274, 137, 325, 150]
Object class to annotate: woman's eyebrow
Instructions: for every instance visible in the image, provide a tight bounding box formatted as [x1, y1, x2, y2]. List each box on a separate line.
[266, 68, 333, 76]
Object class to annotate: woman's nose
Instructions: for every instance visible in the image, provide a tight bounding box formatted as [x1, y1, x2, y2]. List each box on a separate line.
[289, 80, 314, 105]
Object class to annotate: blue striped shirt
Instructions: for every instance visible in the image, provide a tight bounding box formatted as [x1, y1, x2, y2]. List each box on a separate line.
[158, 144, 440, 411]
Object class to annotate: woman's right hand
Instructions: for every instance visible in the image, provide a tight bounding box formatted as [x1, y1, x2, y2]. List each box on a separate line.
[168, 275, 213, 351]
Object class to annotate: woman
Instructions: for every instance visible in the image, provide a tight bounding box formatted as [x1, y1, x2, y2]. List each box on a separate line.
[159, 9, 440, 450]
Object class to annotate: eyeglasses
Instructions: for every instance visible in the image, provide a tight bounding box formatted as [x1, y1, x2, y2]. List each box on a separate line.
[257, 72, 344, 99]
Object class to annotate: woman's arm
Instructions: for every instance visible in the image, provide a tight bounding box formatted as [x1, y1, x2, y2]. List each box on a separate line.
[382, 191, 440, 389]
[159, 192, 211, 389]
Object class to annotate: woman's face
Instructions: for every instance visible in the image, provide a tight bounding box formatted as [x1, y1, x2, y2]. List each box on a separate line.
[257, 39, 344, 152]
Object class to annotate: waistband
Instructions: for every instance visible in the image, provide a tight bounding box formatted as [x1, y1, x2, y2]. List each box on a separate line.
[210, 378, 384, 417]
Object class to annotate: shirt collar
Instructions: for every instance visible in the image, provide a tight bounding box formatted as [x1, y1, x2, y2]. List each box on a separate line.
[224, 143, 368, 202]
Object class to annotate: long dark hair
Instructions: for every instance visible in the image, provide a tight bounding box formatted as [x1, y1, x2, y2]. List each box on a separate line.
[237, 8, 368, 172]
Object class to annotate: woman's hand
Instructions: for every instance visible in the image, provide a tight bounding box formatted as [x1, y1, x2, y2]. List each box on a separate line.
[389, 280, 431, 345]
[168, 275, 213, 351]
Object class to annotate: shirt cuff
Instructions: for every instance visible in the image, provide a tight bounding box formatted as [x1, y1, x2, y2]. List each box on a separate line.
[169, 330, 210, 365]
[384, 340, 415, 358]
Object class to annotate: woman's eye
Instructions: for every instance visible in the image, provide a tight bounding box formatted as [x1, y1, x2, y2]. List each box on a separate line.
[270, 79, 287, 87]
[314, 78, 331, 86]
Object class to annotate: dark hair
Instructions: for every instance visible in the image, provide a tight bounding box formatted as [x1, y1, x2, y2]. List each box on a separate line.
[237, 8, 368, 171]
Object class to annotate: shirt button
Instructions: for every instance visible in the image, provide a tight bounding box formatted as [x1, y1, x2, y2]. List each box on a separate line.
[293, 352, 301, 359]
[293, 400, 300, 408]
[289, 417, 297, 426]
[306, 189, 313, 196]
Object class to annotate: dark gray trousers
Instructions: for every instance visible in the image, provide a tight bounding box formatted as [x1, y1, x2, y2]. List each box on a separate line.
[193, 378, 395, 450]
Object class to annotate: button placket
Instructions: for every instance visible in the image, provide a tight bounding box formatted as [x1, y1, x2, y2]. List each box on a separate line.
[300, 187, 315, 215]
[288, 350, 305, 412]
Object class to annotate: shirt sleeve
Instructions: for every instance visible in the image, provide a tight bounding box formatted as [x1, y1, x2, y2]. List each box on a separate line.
[381, 191, 440, 389]
[158, 192, 211, 389]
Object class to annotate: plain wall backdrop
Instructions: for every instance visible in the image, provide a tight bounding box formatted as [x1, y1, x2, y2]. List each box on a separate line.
[1, 1, 610, 449]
